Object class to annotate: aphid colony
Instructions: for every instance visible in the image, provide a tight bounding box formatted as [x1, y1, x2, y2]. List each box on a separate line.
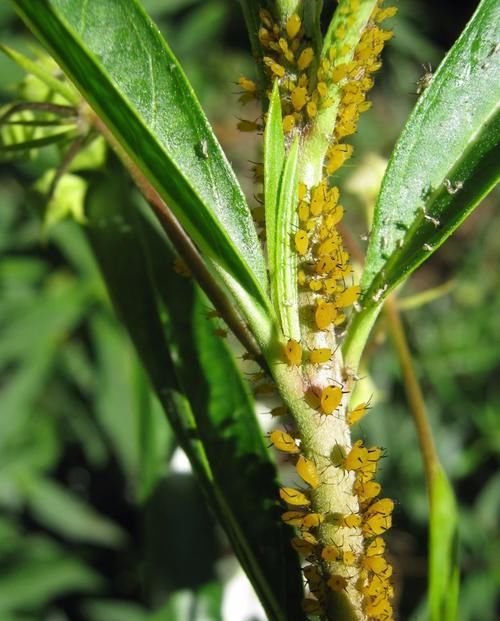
[234, 2, 398, 619]
[270, 425, 395, 621]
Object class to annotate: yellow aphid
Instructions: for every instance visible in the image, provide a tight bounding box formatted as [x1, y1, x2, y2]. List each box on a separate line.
[258, 8, 273, 28]
[309, 280, 323, 292]
[325, 205, 345, 228]
[297, 47, 314, 70]
[263, 56, 286, 77]
[306, 100, 317, 118]
[314, 257, 335, 274]
[343, 440, 369, 471]
[335, 285, 361, 308]
[358, 100, 373, 112]
[269, 430, 300, 454]
[286, 13, 302, 39]
[281, 510, 306, 526]
[336, 24, 346, 39]
[298, 182, 307, 201]
[323, 278, 339, 296]
[365, 600, 394, 619]
[315, 301, 337, 330]
[270, 405, 288, 417]
[327, 574, 347, 592]
[238, 76, 257, 92]
[343, 550, 357, 565]
[340, 513, 362, 528]
[284, 338, 302, 366]
[321, 97, 335, 109]
[347, 401, 371, 426]
[366, 536, 386, 557]
[291, 536, 316, 556]
[258, 27, 272, 47]
[309, 347, 332, 364]
[327, 143, 354, 174]
[316, 237, 340, 257]
[375, 6, 398, 22]
[296, 455, 320, 489]
[298, 201, 310, 222]
[297, 270, 307, 286]
[310, 183, 326, 215]
[237, 119, 260, 132]
[291, 86, 308, 111]
[304, 389, 321, 410]
[283, 114, 295, 133]
[355, 480, 381, 502]
[331, 62, 350, 83]
[362, 574, 390, 598]
[320, 385, 343, 415]
[362, 512, 392, 536]
[366, 498, 395, 517]
[302, 512, 325, 529]
[321, 544, 340, 562]
[362, 555, 389, 575]
[279, 487, 310, 506]
[294, 230, 309, 256]
[317, 81, 328, 97]
[301, 598, 324, 616]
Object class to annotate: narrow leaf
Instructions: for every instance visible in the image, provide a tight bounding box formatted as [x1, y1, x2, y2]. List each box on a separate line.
[264, 80, 285, 289]
[0, 128, 75, 152]
[429, 466, 460, 621]
[0, 44, 79, 105]
[274, 137, 300, 339]
[361, 0, 500, 301]
[12, 0, 272, 332]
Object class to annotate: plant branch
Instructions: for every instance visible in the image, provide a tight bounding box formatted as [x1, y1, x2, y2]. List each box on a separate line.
[384, 295, 439, 488]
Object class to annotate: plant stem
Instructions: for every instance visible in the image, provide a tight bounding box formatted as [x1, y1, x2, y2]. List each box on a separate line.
[384, 295, 439, 488]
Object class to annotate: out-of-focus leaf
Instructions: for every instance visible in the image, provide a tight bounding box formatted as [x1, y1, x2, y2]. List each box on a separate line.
[85, 172, 304, 621]
[0, 549, 101, 616]
[0, 127, 75, 153]
[148, 582, 222, 621]
[0, 44, 79, 104]
[12, 0, 273, 339]
[344, 0, 500, 369]
[429, 466, 460, 621]
[82, 599, 147, 621]
[34, 170, 87, 230]
[23, 476, 126, 547]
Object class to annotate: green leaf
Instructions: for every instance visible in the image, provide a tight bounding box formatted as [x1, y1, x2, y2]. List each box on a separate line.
[85, 171, 304, 621]
[13, 0, 272, 340]
[344, 0, 500, 370]
[0, 44, 79, 105]
[362, 0, 500, 300]
[24, 477, 126, 547]
[264, 80, 285, 290]
[0, 127, 75, 152]
[82, 599, 147, 621]
[429, 466, 460, 621]
[274, 137, 300, 339]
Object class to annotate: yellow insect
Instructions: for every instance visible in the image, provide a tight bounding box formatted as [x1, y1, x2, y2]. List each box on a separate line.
[286, 13, 302, 39]
[291, 535, 316, 556]
[320, 385, 343, 415]
[321, 544, 341, 562]
[281, 510, 307, 526]
[237, 76, 257, 92]
[291, 86, 308, 111]
[354, 479, 381, 503]
[294, 230, 309, 255]
[362, 555, 389, 575]
[327, 143, 354, 174]
[297, 47, 314, 70]
[335, 284, 361, 308]
[302, 512, 325, 529]
[327, 574, 347, 592]
[269, 430, 300, 454]
[309, 347, 333, 364]
[270, 405, 288, 417]
[284, 338, 302, 366]
[263, 56, 286, 77]
[366, 536, 386, 557]
[282, 114, 295, 133]
[279, 487, 311, 506]
[339, 513, 362, 528]
[347, 400, 371, 426]
[365, 498, 395, 517]
[296, 455, 320, 489]
[362, 512, 392, 536]
[315, 301, 337, 330]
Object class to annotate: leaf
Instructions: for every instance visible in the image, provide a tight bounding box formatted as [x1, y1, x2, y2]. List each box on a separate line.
[85, 172, 304, 621]
[361, 0, 500, 300]
[82, 599, 148, 621]
[264, 80, 285, 289]
[344, 0, 500, 369]
[429, 466, 460, 621]
[0, 44, 79, 105]
[12, 0, 272, 335]
[24, 477, 126, 547]
[274, 137, 300, 339]
[0, 127, 76, 152]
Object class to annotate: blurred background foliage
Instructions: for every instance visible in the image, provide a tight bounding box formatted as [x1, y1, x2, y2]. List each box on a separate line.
[0, 1, 498, 620]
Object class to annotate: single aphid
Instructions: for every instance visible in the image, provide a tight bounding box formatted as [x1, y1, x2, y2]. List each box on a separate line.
[327, 574, 348, 592]
[284, 338, 302, 366]
[309, 347, 333, 365]
[294, 230, 309, 255]
[269, 430, 300, 454]
[296, 455, 320, 489]
[279, 486, 311, 506]
[320, 385, 344, 415]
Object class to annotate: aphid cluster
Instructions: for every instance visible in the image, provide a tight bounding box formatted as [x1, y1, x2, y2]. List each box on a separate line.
[236, 2, 398, 620]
